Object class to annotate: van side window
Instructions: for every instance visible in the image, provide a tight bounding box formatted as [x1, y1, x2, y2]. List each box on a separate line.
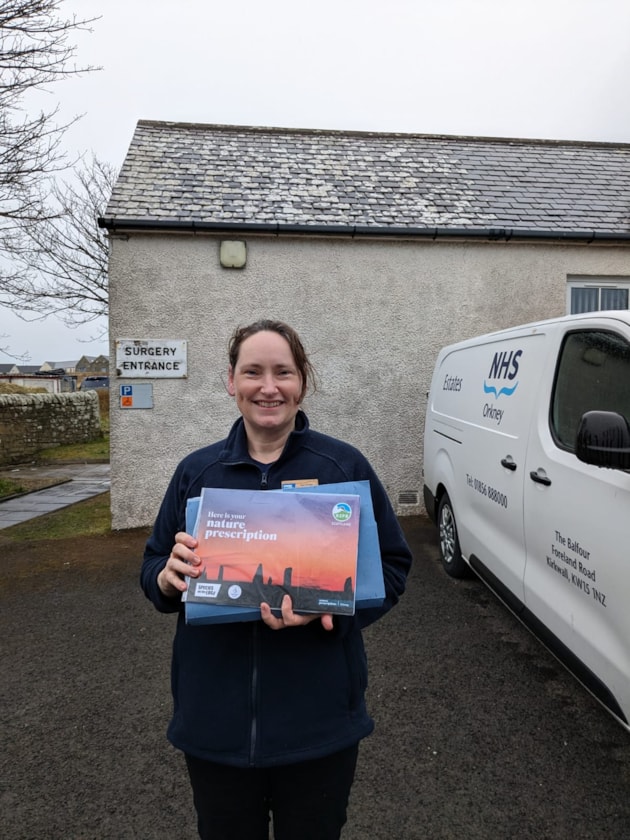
[551, 330, 630, 450]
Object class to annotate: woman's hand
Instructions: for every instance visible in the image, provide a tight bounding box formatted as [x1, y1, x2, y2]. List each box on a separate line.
[157, 532, 201, 598]
[260, 594, 334, 631]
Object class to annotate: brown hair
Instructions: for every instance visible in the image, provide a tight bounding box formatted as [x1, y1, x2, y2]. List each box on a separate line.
[228, 320, 317, 401]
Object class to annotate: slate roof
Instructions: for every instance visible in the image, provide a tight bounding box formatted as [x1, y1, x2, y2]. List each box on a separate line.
[102, 121, 630, 240]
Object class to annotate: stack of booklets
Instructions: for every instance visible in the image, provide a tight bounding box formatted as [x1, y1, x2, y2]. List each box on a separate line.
[184, 480, 385, 625]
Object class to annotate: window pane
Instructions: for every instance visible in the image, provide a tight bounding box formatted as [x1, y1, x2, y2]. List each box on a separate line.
[601, 288, 629, 310]
[571, 287, 599, 314]
[552, 330, 630, 449]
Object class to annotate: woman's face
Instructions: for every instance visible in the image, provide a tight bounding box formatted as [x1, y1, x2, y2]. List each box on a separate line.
[227, 330, 303, 438]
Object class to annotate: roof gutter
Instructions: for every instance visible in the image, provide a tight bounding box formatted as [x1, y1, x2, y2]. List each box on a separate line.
[97, 217, 630, 244]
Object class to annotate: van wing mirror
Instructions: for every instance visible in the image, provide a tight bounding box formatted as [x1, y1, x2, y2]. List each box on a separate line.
[575, 410, 630, 470]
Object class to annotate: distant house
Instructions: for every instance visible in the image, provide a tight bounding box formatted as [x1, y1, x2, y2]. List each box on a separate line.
[40, 360, 81, 374]
[75, 355, 109, 375]
[89, 354, 109, 374]
[101, 121, 630, 529]
[75, 355, 96, 373]
[0, 363, 20, 375]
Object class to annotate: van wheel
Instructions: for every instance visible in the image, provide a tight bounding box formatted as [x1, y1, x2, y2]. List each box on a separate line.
[437, 493, 470, 578]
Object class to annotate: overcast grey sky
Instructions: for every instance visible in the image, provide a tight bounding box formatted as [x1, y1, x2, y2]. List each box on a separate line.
[3, 0, 630, 363]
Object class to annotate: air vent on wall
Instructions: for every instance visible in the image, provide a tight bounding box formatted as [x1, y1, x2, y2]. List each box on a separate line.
[398, 491, 419, 506]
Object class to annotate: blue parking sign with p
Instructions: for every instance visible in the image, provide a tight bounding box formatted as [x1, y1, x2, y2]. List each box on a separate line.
[119, 382, 153, 409]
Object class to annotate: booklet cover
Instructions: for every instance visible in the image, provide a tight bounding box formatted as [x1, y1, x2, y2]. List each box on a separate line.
[185, 487, 360, 616]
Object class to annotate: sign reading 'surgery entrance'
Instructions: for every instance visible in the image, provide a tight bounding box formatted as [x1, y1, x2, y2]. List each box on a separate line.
[115, 339, 188, 378]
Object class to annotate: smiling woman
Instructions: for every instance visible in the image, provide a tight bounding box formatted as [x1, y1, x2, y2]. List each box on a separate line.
[141, 318, 413, 840]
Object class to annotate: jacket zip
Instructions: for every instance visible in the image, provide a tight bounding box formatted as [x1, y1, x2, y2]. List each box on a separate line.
[249, 464, 270, 763]
[249, 622, 259, 765]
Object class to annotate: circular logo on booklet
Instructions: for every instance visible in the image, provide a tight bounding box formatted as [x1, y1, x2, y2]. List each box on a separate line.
[228, 585, 242, 600]
[332, 502, 352, 522]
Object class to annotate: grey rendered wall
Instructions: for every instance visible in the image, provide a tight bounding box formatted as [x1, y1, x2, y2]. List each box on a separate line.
[107, 233, 629, 529]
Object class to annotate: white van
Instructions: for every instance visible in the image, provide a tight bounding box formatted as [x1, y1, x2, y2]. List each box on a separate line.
[423, 311, 630, 730]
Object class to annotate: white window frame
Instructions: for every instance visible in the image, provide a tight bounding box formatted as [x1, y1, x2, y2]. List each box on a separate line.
[566, 275, 630, 315]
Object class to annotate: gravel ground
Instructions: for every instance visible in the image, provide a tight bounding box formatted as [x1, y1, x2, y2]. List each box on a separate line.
[2, 516, 630, 839]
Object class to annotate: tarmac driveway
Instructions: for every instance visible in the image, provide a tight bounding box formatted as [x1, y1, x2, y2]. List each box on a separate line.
[2, 516, 630, 839]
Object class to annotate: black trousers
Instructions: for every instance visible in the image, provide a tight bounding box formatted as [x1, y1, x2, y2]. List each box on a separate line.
[185, 744, 359, 840]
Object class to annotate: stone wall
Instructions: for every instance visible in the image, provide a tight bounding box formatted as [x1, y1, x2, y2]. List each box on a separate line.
[0, 392, 102, 466]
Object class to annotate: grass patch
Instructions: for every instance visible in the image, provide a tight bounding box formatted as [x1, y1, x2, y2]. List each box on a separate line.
[0, 472, 73, 501]
[0, 428, 109, 500]
[0, 477, 27, 497]
[1, 492, 112, 542]
[36, 434, 110, 463]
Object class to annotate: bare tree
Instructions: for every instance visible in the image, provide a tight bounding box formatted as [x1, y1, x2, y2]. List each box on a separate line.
[0, 0, 99, 264]
[0, 332, 28, 359]
[1, 154, 116, 325]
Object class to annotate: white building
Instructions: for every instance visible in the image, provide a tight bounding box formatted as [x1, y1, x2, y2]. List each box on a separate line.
[101, 122, 630, 529]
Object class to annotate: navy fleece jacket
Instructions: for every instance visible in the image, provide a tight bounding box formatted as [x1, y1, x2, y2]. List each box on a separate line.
[142, 411, 412, 768]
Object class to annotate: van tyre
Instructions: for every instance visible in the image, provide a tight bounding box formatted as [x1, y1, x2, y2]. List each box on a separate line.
[438, 493, 470, 578]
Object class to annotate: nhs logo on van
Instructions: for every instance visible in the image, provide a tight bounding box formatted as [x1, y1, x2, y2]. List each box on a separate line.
[483, 349, 522, 398]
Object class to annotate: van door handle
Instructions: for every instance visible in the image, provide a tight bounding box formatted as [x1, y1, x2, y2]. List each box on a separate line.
[529, 469, 552, 486]
[501, 457, 517, 471]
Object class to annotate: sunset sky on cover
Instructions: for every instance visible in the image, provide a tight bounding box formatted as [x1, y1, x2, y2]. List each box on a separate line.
[197, 490, 360, 590]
